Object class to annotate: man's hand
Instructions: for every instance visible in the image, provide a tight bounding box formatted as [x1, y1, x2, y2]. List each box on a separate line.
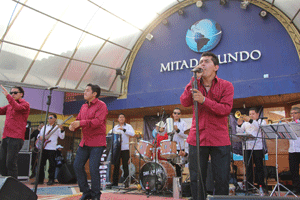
[70, 121, 80, 129]
[192, 89, 205, 104]
[0, 85, 8, 96]
[237, 118, 243, 125]
[243, 116, 250, 122]
[174, 125, 178, 131]
[69, 125, 75, 131]
[178, 150, 186, 157]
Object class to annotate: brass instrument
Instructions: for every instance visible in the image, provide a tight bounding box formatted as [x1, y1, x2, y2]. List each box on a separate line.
[272, 117, 293, 123]
[234, 110, 247, 119]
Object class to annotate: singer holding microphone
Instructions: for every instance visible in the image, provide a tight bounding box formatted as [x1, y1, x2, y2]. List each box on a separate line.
[236, 107, 267, 194]
[180, 52, 234, 200]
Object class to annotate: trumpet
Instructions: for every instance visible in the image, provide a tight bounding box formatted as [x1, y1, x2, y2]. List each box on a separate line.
[272, 117, 293, 123]
[234, 110, 247, 119]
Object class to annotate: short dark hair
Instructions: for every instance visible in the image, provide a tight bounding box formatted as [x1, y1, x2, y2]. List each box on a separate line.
[201, 52, 219, 66]
[118, 113, 125, 118]
[249, 107, 259, 113]
[39, 121, 44, 125]
[13, 86, 24, 98]
[87, 83, 101, 98]
[173, 107, 181, 112]
[49, 113, 57, 119]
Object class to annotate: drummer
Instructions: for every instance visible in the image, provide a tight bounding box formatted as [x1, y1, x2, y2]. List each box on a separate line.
[153, 121, 168, 161]
[111, 113, 135, 188]
[236, 107, 267, 193]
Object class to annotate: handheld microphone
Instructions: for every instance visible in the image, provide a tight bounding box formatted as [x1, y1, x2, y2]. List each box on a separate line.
[191, 68, 203, 73]
[259, 117, 268, 119]
[47, 86, 59, 90]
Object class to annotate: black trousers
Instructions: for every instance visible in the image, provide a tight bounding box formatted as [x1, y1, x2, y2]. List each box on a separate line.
[0, 137, 24, 179]
[244, 149, 265, 188]
[113, 150, 129, 185]
[289, 152, 300, 190]
[189, 145, 231, 200]
[39, 149, 56, 182]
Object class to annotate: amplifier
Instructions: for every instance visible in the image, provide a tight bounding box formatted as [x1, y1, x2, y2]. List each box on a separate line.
[18, 152, 32, 181]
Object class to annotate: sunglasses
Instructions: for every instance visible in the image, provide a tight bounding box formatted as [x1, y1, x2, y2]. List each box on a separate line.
[48, 117, 54, 119]
[10, 91, 20, 95]
[173, 112, 181, 115]
[290, 112, 299, 115]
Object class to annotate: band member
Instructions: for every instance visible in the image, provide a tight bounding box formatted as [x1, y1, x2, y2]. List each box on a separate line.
[30, 121, 44, 179]
[37, 113, 65, 185]
[180, 52, 234, 200]
[0, 85, 30, 179]
[289, 107, 300, 195]
[70, 83, 108, 200]
[172, 107, 188, 151]
[236, 107, 267, 192]
[111, 113, 135, 188]
[153, 121, 168, 160]
[152, 122, 160, 138]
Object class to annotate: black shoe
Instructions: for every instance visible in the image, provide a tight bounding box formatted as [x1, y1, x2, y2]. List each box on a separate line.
[47, 180, 54, 185]
[29, 174, 35, 179]
[79, 192, 92, 200]
[31, 181, 43, 185]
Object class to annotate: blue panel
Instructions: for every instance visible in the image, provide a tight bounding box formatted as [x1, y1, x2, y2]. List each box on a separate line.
[63, 1, 300, 114]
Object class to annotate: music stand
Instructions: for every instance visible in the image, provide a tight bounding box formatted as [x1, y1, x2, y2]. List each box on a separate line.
[235, 133, 259, 195]
[260, 123, 298, 197]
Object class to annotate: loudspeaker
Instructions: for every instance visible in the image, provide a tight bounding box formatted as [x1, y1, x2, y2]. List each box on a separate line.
[207, 196, 295, 200]
[0, 176, 37, 200]
[57, 163, 77, 184]
[18, 152, 32, 180]
[182, 182, 191, 197]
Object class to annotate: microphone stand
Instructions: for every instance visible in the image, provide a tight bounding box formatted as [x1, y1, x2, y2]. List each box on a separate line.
[193, 72, 205, 200]
[34, 88, 55, 193]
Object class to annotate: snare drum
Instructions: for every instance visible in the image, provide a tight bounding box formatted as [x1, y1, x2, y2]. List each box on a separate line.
[160, 140, 177, 159]
[136, 140, 153, 161]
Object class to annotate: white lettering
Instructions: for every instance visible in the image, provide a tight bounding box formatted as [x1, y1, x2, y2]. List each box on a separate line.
[239, 51, 250, 62]
[218, 54, 227, 64]
[228, 52, 238, 63]
[250, 50, 261, 60]
[174, 61, 181, 70]
[190, 58, 198, 68]
[180, 60, 189, 70]
[160, 63, 170, 72]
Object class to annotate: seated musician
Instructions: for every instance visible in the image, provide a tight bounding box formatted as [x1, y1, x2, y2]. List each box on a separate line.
[153, 121, 168, 161]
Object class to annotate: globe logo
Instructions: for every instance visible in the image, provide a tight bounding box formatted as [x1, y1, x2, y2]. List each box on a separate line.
[186, 19, 222, 53]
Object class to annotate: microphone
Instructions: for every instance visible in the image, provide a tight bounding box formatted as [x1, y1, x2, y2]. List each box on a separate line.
[47, 86, 59, 90]
[259, 117, 268, 119]
[191, 68, 203, 73]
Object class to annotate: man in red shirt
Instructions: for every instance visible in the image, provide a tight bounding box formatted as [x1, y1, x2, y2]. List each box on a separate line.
[0, 85, 30, 179]
[69, 83, 108, 200]
[180, 52, 234, 200]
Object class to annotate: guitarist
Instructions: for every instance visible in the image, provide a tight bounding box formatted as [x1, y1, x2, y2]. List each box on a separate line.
[37, 113, 65, 185]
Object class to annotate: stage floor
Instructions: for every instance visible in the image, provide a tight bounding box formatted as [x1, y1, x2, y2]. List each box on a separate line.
[23, 179, 299, 200]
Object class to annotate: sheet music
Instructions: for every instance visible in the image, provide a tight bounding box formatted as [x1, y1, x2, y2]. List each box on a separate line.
[288, 122, 300, 137]
[260, 123, 298, 140]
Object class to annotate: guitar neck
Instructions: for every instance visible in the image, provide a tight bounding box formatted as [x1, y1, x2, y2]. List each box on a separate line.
[45, 115, 73, 140]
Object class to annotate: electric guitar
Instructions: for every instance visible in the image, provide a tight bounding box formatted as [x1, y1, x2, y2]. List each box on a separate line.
[35, 115, 73, 150]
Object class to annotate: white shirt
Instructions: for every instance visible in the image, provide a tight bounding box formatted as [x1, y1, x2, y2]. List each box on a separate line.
[288, 120, 300, 153]
[236, 119, 266, 150]
[173, 119, 188, 150]
[111, 123, 135, 151]
[38, 124, 65, 150]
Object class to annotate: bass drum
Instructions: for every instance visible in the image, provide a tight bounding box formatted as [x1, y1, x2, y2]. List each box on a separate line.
[140, 161, 176, 192]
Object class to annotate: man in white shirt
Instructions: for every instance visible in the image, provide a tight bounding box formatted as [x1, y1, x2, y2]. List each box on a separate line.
[111, 113, 135, 188]
[289, 107, 300, 194]
[236, 107, 267, 192]
[172, 108, 188, 151]
[36, 113, 65, 185]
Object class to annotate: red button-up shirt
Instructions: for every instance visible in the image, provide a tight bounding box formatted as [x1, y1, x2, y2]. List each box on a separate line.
[0, 95, 30, 140]
[180, 76, 234, 146]
[76, 98, 108, 147]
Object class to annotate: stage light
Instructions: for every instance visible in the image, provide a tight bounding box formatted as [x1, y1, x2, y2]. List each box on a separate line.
[220, 0, 227, 5]
[259, 10, 268, 18]
[240, 0, 249, 9]
[196, 0, 203, 8]
[146, 33, 153, 41]
[178, 9, 184, 15]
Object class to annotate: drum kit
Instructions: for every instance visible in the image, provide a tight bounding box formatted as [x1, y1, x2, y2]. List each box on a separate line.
[133, 138, 188, 194]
